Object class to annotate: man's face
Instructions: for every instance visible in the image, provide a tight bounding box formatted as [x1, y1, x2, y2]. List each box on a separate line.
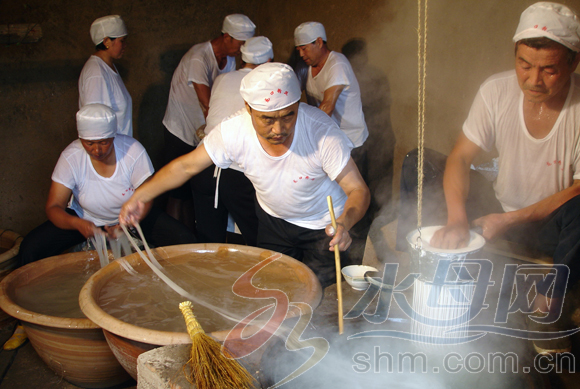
[246, 102, 300, 148]
[296, 38, 324, 66]
[515, 43, 579, 104]
[80, 138, 115, 161]
[225, 34, 245, 56]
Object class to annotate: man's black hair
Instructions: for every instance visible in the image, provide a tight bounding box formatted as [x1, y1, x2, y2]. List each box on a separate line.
[516, 37, 578, 66]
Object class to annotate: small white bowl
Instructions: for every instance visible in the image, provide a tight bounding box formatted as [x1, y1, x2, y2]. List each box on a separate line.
[341, 265, 378, 291]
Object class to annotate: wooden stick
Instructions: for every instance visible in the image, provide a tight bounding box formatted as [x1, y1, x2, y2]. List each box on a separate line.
[327, 195, 344, 335]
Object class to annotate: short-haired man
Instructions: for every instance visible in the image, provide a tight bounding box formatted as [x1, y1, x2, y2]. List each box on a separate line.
[399, 2, 580, 354]
[193, 36, 274, 246]
[121, 63, 370, 288]
[161, 14, 255, 225]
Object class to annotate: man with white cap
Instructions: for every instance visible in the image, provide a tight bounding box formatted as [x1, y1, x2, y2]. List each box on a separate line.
[120, 63, 370, 288]
[191, 36, 274, 245]
[416, 2, 580, 354]
[79, 15, 132, 136]
[294, 22, 368, 161]
[161, 14, 255, 227]
[295, 21, 371, 262]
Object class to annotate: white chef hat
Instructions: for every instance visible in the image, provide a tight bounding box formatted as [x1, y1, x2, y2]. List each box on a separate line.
[513, 2, 580, 52]
[241, 36, 273, 64]
[294, 22, 327, 46]
[222, 14, 256, 41]
[90, 15, 127, 46]
[77, 104, 117, 140]
[240, 63, 301, 112]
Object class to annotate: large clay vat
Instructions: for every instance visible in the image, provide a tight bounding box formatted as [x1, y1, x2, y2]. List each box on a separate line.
[0, 229, 23, 326]
[79, 243, 323, 380]
[0, 251, 131, 388]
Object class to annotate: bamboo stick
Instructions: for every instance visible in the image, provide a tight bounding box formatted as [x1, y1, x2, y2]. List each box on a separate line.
[327, 195, 344, 335]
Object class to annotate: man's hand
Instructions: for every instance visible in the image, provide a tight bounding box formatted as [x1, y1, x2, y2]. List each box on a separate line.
[119, 198, 147, 226]
[325, 223, 352, 251]
[472, 213, 509, 242]
[430, 222, 470, 249]
[196, 124, 207, 141]
[75, 219, 98, 239]
[104, 224, 123, 239]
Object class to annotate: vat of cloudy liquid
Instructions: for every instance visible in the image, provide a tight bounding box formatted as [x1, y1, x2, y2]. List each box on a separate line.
[0, 251, 131, 388]
[79, 243, 323, 380]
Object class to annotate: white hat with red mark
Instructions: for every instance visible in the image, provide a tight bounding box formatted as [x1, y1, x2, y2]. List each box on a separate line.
[240, 63, 301, 112]
[513, 2, 580, 52]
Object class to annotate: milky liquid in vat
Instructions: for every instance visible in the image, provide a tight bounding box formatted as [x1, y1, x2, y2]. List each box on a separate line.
[97, 250, 303, 333]
[13, 256, 102, 318]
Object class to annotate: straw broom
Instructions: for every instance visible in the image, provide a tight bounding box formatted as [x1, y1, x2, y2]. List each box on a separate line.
[179, 301, 255, 389]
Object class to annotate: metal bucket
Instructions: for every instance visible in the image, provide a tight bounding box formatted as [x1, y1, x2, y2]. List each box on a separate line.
[406, 226, 485, 346]
[406, 225, 485, 282]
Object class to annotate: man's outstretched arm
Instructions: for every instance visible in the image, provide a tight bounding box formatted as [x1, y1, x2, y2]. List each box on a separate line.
[120, 145, 213, 225]
[430, 132, 482, 249]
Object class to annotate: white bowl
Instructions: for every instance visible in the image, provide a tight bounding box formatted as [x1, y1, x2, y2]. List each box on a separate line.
[406, 225, 485, 255]
[341, 265, 378, 291]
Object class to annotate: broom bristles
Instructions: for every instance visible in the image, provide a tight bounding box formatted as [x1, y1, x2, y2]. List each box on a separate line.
[179, 301, 255, 389]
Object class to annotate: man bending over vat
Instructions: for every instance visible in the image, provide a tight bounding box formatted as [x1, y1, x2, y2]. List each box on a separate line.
[397, 2, 580, 355]
[120, 63, 370, 288]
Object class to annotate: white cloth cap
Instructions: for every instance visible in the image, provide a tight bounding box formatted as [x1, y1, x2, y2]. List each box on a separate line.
[222, 14, 256, 41]
[90, 15, 127, 46]
[240, 63, 301, 112]
[294, 22, 327, 46]
[241, 36, 273, 64]
[513, 2, 580, 52]
[77, 104, 117, 140]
